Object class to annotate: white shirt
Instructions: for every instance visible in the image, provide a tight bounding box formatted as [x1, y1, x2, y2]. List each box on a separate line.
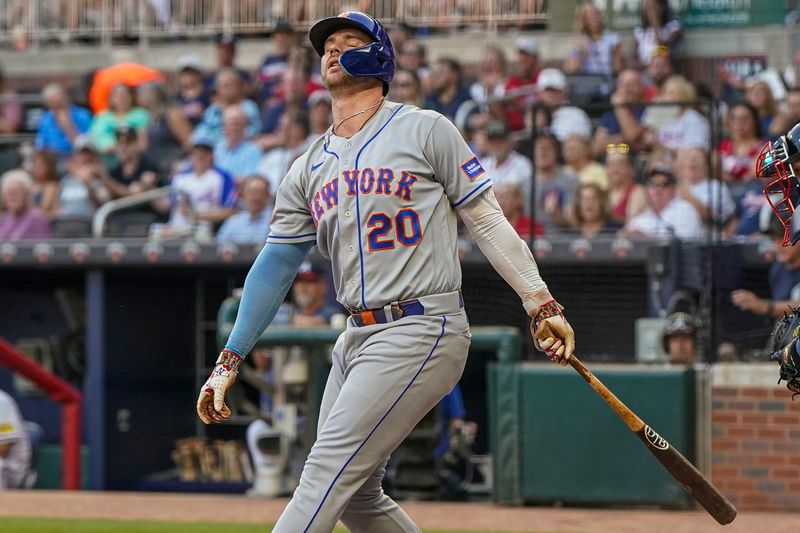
[469, 82, 505, 104]
[551, 106, 593, 142]
[657, 109, 710, 151]
[0, 390, 31, 489]
[169, 166, 237, 229]
[485, 150, 533, 206]
[689, 179, 736, 225]
[256, 144, 308, 194]
[634, 20, 681, 66]
[627, 197, 705, 239]
[577, 31, 620, 76]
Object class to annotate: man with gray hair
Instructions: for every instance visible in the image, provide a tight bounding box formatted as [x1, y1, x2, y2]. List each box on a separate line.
[34, 83, 92, 159]
[0, 169, 51, 241]
[216, 175, 272, 244]
[213, 105, 263, 184]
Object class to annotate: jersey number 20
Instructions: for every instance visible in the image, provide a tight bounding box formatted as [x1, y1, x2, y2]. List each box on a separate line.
[367, 209, 422, 251]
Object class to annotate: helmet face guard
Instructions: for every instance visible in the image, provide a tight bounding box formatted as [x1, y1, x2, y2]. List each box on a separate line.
[757, 140, 800, 247]
[309, 11, 395, 96]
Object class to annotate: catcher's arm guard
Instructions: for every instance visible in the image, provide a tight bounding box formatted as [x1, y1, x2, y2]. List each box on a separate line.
[769, 308, 800, 394]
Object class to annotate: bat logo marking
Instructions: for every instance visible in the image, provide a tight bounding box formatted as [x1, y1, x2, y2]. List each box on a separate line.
[644, 425, 669, 450]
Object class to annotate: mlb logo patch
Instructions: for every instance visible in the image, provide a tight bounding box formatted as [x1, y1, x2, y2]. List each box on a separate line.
[461, 156, 485, 181]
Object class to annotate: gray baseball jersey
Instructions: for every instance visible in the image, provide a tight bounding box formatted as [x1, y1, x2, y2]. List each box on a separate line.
[268, 101, 489, 533]
[267, 100, 492, 310]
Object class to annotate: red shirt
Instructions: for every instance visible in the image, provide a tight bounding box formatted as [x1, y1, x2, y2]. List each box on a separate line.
[513, 215, 544, 239]
[718, 138, 763, 182]
[644, 84, 659, 103]
[505, 72, 539, 131]
[611, 182, 637, 224]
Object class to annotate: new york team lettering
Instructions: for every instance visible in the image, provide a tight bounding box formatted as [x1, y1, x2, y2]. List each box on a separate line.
[310, 168, 420, 226]
[319, 179, 338, 209]
[342, 168, 416, 200]
[310, 177, 339, 225]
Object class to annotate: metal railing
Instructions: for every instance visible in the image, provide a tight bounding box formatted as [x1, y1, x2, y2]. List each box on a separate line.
[0, 0, 548, 49]
[91, 185, 171, 238]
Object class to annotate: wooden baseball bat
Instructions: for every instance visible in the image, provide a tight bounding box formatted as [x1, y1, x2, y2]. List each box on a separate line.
[568, 354, 737, 525]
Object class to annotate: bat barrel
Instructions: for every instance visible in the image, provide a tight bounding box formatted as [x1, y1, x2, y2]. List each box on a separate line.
[635, 424, 737, 525]
[568, 355, 737, 525]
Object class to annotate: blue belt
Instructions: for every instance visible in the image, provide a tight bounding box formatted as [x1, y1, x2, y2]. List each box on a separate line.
[349, 300, 425, 327]
[349, 291, 464, 327]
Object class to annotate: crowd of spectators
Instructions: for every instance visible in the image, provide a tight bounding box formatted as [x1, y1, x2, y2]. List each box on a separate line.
[0, 4, 797, 254]
[0, 4, 794, 252]
[2, 4, 800, 453]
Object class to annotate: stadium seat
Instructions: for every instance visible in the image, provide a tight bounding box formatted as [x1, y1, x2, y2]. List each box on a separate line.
[0, 150, 21, 174]
[105, 211, 157, 238]
[51, 216, 92, 238]
[147, 146, 186, 176]
[566, 74, 616, 117]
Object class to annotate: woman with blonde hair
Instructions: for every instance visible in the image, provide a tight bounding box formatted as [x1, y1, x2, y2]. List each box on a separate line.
[564, 3, 623, 77]
[642, 75, 710, 153]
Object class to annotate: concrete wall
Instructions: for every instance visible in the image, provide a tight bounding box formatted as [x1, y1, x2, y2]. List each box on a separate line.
[0, 26, 796, 81]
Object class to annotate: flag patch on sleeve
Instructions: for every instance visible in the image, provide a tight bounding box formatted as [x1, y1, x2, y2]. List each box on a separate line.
[460, 156, 485, 181]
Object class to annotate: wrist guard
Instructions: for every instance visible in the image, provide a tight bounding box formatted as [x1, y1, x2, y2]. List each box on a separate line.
[533, 300, 565, 330]
[216, 349, 243, 372]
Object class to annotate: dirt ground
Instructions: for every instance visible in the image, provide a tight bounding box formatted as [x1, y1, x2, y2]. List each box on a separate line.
[1, 491, 798, 532]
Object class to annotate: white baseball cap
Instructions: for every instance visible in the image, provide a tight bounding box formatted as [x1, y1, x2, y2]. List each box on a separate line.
[177, 54, 203, 73]
[73, 134, 97, 153]
[537, 68, 567, 91]
[516, 37, 539, 55]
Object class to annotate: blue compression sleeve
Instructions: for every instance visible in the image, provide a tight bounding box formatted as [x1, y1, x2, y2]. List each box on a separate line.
[224, 241, 314, 357]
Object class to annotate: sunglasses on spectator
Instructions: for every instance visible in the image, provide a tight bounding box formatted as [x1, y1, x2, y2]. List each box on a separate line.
[606, 143, 630, 154]
[648, 180, 673, 188]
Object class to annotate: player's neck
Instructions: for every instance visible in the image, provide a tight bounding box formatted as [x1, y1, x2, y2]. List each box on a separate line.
[330, 86, 385, 138]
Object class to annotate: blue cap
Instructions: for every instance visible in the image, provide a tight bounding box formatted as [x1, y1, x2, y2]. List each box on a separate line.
[191, 134, 215, 150]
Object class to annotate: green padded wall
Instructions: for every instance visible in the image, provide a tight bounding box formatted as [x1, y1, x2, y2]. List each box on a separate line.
[490, 363, 697, 508]
[34, 444, 89, 489]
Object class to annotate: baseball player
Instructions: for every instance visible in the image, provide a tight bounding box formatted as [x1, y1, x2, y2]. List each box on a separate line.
[197, 12, 574, 533]
[757, 121, 800, 391]
[0, 388, 33, 489]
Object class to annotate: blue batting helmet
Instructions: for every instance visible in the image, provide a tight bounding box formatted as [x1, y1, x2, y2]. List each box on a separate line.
[309, 11, 395, 95]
